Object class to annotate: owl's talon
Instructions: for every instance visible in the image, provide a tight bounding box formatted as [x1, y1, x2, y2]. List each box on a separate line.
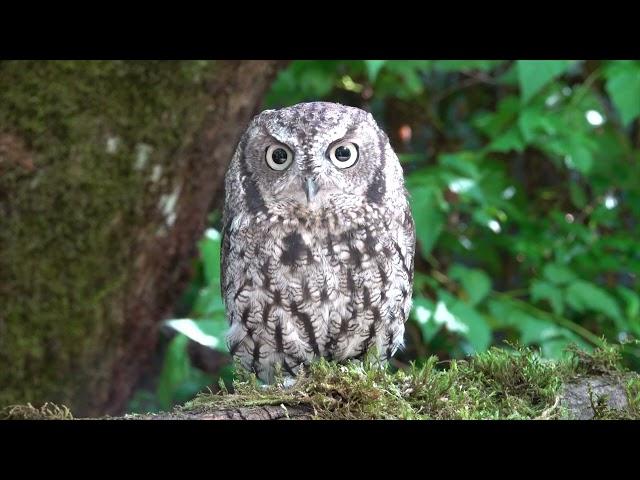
[280, 377, 298, 389]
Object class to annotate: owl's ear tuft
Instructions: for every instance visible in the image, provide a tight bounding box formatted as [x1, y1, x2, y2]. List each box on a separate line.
[366, 111, 383, 128]
[243, 109, 275, 131]
[253, 109, 276, 122]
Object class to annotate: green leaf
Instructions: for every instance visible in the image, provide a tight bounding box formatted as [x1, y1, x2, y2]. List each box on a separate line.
[440, 291, 492, 353]
[156, 334, 190, 409]
[518, 317, 559, 346]
[565, 280, 625, 328]
[617, 286, 640, 320]
[617, 287, 640, 337]
[164, 318, 228, 352]
[487, 299, 587, 358]
[199, 229, 221, 287]
[192, 287, 225, 317]
[443, 175, 484, 203]
[173, 370, 215, 405]
[377, 61, 431, 97]
[471, 210, 496, 231]
[518, 105, 559, 143]
[432, 60, 504, 72]
[543, 263, 577, 285]
[411, 297, 440, 343]
[540, 338, 576, 360]
[530, 280, 564, 315]
[496, 63, 519, 86]
[486, 126, 525, 153]
[448, 264, 492, 306]
[156, 318, 225, 409]
[567, 141, 594, 174]
[517, 60, 571, 103]
[605, 61, 640, 126]
[439, 152, 481, 179]
[569, 183, 588, 209]
[488, 299, 559, 343]
[195, 319, 229, 352]
[449, 303, 492, 353]
[472, 96, 520, 138]
[409, 185, 445, 257]
[264, 60, 342, 106]
[364, 60, 386, 82]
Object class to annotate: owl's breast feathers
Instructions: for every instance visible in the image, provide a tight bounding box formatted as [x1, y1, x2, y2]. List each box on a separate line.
[222, 200, 415, 382]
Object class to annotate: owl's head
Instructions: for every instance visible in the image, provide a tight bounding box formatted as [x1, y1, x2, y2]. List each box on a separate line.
[227, 102, 405, 215]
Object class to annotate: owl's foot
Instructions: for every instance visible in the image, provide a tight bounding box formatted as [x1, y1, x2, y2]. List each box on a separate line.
[280, 376, 298, 389]
[254, 368, 300, 390]
[258, 376, 298, 390]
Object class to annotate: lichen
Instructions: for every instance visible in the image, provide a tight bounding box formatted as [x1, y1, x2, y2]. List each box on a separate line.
[0, 61, 218, 413]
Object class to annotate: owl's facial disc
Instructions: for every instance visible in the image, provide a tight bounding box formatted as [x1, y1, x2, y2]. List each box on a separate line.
[245, 102, 394, 211]
[261, 136, 367, 208]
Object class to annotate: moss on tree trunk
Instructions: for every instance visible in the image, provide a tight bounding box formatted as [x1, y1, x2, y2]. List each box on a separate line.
[0, 60, 287, 416]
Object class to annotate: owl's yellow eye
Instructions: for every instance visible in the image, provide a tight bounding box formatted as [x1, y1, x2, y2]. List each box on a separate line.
[329, 142, 359, 169]
[265, 144, 293, 171]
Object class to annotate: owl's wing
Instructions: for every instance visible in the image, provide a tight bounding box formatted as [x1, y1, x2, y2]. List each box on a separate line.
[395, 200, 416, 325]
[220, 221, 230, 302]
[404, 203, 416, 285]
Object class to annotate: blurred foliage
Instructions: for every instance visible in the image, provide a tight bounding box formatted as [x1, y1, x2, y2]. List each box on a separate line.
[128, 60, 640, 413]
[129, 223, 233, 413]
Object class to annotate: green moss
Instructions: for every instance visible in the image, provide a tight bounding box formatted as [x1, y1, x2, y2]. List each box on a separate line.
[0, 61, 217, 412]
[625, 376, 640, 416]
[182, 346, 557, 419]
[180, 344, 640, 420]
[563, 341, 625, 376]
[1, 402, 73, 420]
[5, 343, 634, 420]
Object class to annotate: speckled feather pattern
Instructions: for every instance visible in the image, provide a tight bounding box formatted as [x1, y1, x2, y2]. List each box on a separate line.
[222, 102, 415, 382]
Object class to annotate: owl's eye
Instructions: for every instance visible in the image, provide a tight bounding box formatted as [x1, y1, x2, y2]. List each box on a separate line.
[329, 142, 359, 169]
[265, 144, 294, 171]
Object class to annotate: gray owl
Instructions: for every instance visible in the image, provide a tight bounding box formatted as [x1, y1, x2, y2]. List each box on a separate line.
[221, 102, 415, 383]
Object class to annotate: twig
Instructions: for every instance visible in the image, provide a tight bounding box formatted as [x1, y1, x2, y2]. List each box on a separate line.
[536, 395, 560, 420]
[493, 292, 606, 348]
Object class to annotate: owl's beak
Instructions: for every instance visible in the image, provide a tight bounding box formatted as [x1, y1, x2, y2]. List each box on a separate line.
[304, 177, 319, 203]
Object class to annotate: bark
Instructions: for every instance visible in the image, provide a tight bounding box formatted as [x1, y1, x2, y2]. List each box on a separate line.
[559, 375, 632, 420]
[0, 60, 287, 417]
[128, 405, 314, 420]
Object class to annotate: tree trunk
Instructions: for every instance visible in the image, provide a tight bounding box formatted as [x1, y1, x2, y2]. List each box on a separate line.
[0, 60, 287, 417]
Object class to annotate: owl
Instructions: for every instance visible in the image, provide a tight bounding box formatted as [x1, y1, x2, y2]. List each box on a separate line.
[221, 102, 415, 383]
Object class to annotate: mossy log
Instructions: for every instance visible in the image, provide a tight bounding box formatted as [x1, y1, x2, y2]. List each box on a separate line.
[6, 345, 637, 420]
[125, 348, 640, 420]
[117, 375, 636, 420]
[0, 60, 287, 416]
